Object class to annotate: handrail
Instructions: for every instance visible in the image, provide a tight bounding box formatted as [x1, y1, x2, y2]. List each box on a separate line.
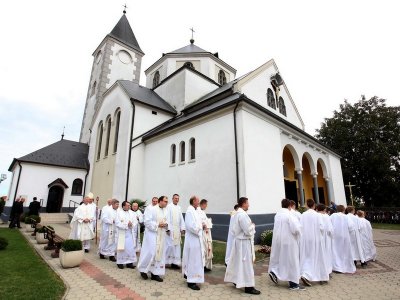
[69, 199, 81, 210]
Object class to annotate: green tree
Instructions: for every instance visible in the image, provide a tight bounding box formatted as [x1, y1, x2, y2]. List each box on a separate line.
[316, 96, 400, 207]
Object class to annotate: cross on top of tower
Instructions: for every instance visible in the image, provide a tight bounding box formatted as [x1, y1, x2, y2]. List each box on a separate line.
[190, 27, 195, 44]
[123, 4, 128, 14]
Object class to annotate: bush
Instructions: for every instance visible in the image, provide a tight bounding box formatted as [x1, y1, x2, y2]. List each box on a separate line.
[260, 230, 273, 246]
[20, 212, 28, 223]
[0, 237, 8, 250]
[25, 215, 41, 224]
[61, 239, 82, 252]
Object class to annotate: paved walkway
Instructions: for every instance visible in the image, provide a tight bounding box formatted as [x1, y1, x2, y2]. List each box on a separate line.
[20, 224, 400, 300]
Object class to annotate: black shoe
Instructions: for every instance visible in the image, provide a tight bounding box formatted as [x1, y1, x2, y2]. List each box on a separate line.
[301, 276, 312, 287]
[117, 264, 124, 269]
[354, 260, 357, 266]
[204, 267, 211, 272]
[84, 249, 89, 253]
[109, 256, 116, 262]
[183, 274, 187, 279]
[151, 274, 163, 282]
[245, 287, 261, 295]
[320, 281, 328, 285]
[361, 262, 367, 269]
[269, 272, 278, 284]
[170, 263, 180, 269]
[99, 254, 105, 259]
[188, 283, 200, 290]
[126, 263, 136, 269]
[224, 263, 227, 267]
[140, 272, 148, 280]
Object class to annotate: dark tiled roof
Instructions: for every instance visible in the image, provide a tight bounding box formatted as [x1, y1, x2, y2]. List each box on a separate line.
[9, 139, 89, 171]
[108, 14, 143, 54]
[169, 43, 209, 54]
[118, 80, 176, 114]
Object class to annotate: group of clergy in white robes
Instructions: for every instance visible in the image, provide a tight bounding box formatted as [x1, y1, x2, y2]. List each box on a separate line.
[268, 199, 377, 290]
[224, 197, 261, 295]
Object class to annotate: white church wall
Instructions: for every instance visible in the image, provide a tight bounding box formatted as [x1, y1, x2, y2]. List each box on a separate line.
[328, 155, 347, 205]
[10, 163, 86, 209]
[184, 70, 219, 106]
[132, 103, 173, 138]
[128, 143, 146, 201]
[6, 165, 19, 205]
[107, 43, 139, 89]
[240, 109, 286, 214]
[239, 64, 304, 129]
[154, 71, 186, 112]
[142, 111, 237, 213]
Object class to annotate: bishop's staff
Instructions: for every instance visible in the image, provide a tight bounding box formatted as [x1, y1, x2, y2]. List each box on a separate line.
[95, 196, 99, 245]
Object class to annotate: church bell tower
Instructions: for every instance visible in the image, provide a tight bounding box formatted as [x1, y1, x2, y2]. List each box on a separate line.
[79, 10, 144, 143]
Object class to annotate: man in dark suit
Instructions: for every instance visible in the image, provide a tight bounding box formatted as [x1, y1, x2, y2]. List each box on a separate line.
[9, 197, 24, 228]
[28, 197, 41, 216]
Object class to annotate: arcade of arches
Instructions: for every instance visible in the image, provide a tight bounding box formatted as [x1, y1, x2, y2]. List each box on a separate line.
[282, 145, 330, 207]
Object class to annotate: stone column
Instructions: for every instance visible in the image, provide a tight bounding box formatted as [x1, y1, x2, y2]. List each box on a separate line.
[296, 169, 305, 207]
[312, 173, 320, 204]
[325, 177, 332, 206]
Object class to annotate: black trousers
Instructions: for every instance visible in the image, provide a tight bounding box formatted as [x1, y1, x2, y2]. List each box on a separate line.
[9, 214, 21, 228]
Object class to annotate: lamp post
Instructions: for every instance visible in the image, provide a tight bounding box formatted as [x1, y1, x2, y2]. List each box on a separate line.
[0, 174, 6, 184]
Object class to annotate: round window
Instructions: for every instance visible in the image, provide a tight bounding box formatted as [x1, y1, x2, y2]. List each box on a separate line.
[118, 50, 132, 64]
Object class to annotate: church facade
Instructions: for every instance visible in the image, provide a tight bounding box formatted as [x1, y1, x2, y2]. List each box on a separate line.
[6, 13, 346, 239]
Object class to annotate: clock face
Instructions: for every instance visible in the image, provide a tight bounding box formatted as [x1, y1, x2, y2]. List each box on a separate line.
[118, 50, 132, 64]
[95, 51, 102, 64]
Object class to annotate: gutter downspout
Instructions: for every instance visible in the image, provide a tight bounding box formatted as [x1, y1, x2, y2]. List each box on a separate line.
[233, 101, 240, 200]
[82, 168, 89, 201]
[13, 161, 23, 202]
[125, 99, 136, 201]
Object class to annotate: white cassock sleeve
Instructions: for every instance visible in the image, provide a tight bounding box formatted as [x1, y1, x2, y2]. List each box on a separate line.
[116, 212, 128, 230]
[237, 213, 255, 237]
[186, 210, 202, 236]
[144, 208, 158, 232]
[102, 209, 113, 225]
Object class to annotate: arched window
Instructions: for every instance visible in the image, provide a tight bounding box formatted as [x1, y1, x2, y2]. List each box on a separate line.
[189, 138, 196, 160]
[96, 122, 103, 160]
[218, 70, 227, 85]
[91, 81, 97, 96]
[180, 141, 185, 162]
[104, 116, 111, 157]
[278, 97, 286, 116]
[153, 71, 160, 88]
[267, 88, 276, 109]
[170, 144, 176, 164]
[114, 110, 120, 153]
[184, 62, 194, 69]
[71, 179, 83, 195]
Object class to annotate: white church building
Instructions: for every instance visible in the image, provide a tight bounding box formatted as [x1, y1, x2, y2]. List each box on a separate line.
[6, 12, 346, 239]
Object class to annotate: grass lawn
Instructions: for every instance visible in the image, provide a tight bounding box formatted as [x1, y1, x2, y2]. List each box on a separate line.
[212, 241, 268, 264]
[0, 229, 65, 300]
[371, 223, 400, 230]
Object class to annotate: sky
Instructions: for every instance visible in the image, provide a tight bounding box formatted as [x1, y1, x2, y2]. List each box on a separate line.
[0, 0, 399, 196]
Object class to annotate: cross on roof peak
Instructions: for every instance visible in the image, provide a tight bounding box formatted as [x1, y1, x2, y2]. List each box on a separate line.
[123, 4, 128, 14]
[190, 27, 195, 44]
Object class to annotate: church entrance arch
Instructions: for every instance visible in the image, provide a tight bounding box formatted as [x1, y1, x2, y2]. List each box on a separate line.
[46, 186, 64, 213]
[283, 146, 299, 207]
[301, 153, 315, 202]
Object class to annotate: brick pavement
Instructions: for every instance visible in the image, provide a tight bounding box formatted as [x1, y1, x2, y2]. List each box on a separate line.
[19, 224, 400, 300]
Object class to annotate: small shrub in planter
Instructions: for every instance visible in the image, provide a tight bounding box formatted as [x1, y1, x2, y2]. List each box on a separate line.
[257, 245, 271, 255]
[25, 215, 41, 224]
[61, 239, 83, 252]
[260, 230, 273, 246]
[0, 237, 8, 250]
[20, 212, 28, 223]
[60, 240, 84, 268]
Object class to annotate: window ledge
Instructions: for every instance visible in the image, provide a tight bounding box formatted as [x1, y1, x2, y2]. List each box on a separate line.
[178, 161, 185, 166]
[170, 163, 176, 167]
[188, 159, 196, 163]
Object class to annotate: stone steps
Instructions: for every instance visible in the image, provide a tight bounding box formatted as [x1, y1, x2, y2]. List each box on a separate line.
[39, 213, 70, 224]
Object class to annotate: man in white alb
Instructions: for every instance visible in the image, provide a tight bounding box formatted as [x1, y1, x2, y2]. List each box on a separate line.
[69, 195, 95, 252]
[224, 197, 260, 295]
[197, 199, 213, 272]
[347, 206, 367, 268]
[269, 199, 304, 290]
[330, 205, 356, 273]
[115, 201, 138, 269]
[225, 204, 238, 266]
[131, 202, 144, 252]
[137, 196, 168, 282]
[165, 193, 185, 269]
[98, 199, 119, 261]
[182, 195, 204, 291]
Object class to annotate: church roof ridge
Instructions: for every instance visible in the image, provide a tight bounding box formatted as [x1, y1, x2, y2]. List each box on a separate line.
[8, 139, 89, 171]
[108, 14, 144, 54]
[168, 43, 209, 54]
